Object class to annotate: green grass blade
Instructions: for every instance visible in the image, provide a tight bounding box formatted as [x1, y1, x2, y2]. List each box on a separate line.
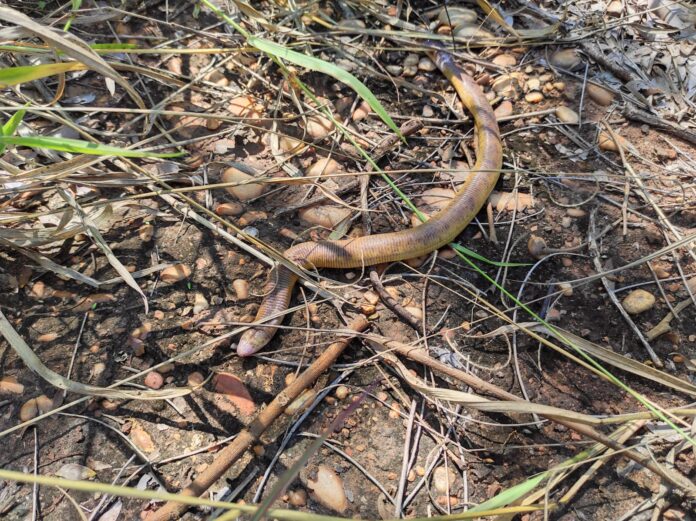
[249, 37, 402, 140]
[199, 0, 402, 141]
[0, 62, 86, 87]
[0, 135, 182, 158]
[0, 105, 27, 154]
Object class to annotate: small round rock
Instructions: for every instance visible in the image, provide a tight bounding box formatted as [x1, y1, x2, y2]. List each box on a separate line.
[144, 371, 164, 390]
[622, 289, 656, 315]
[550, 49, 582, 71]
[525, 91, 544, 104]
[335, 385, 349, 400]
[556, 106, 579, 124]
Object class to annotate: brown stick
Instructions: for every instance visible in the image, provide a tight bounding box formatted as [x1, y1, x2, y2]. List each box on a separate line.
[149, 316, 369, 521]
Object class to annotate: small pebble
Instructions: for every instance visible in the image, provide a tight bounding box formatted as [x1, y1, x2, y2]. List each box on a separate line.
[492, 53, 516, 67]
[550, 49, 582, 71]
[187, 371, 205, 387]
[433, 466, 458, 494]
[525, 91, 544, 104]
[304, 113, 335, 140]
[229, 95, 262, 121]
[161, 264, 192, 283]
[558, 282, 573, 297]
[566, 208, 586, 218]
[453, 24, 493, 39]
[37, 332, 58, 343]
[19, 398, 39, 422]
[335, 385, 349, 400]
[352, 101, 371, 122]
[308, 158, 340, 178]
[193, 292, 209, 314]
[438, 6, 477, 25]
[526, 78, 541, 91]
[606, 0, 623, 16]
[299, 206, 351, 229]
[233, 279, 249, 300]
[0, 376, 24, 395]
[144, 371, 164, 390]
[555, 106, 579, 124]
[288, 489, 307, 507]
[215, 202, 244, 216]
[307, 465, 348, 513]
[418, 57, 436, 72]
[494, 100, 513, 119]
[622, 289, 655, 314]
[139, 223, 154, 242]
[222, 167, 265, 201]
[586, 84, 614, 106]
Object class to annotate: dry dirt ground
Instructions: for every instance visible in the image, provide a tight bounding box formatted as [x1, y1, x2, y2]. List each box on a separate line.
[1, 1, 695, 520]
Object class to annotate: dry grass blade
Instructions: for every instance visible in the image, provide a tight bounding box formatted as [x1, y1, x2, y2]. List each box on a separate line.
[59, 189, 149, 312]
[0, 6, 147, 114]
[0, 310, 193, 400]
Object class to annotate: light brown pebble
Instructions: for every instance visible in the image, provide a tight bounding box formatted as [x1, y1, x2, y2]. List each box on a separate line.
[363, 290, 379, 305]
[555, 105, 579, 124]
[0, 376, 24, 395]
[606, 0, 623, 16]
[144, 371, 164, 390]
[492, 53, 516, 67]
[238, 211, 267, 226]
[550, 49, 582, 71]
[598, 130, 626, 152]
[407, 470, 416, 482]
[438, 6, 477, 25]
[404, 305, 423, 321]
[566, 208, 586, 218]
[494, 100, 513, 120]
[562, 257, 573, 267]
[304, 113, 335, 140]
[253, 445, 265, 457]
[388, 402, 401, 419]
[553, 81, 566, 91]
[558, 282, 573, 297]
[418, 57, 436, 72]
[229, 95, 263, 121]
[307, 157, 340, 177]
[37, 332, 58, 343]
[161, 264, 192, 283]
[586, 84, 614, 106]
[188, 371, 205, 387]
[335, 385, 349, 400]
[525, 91, 544, 104]
[215, 202, 244, 216]
[222, 167, 265, 201]
[653, 267, 670, 279]
[622, 289, 656, 314]
[352, 101, 371, 122]
[299, 205, 351, 228]
[416, 465, 426, 477]
[233, 279, 249, 300]
[193, 292, 209, 314]
[19, 398, 39, 422]
[453, 24, 493, 39]
[527, 78, 541, 91]
[433, 466, 458, 494]
[35, 395, 53, 414]
[139, 223, 154, 242]
[307, 465, 348, 513]
[279, 135, 304, 154]
[288, 489, 307, 507]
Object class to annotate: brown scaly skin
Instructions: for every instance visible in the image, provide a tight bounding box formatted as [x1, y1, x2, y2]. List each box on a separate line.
[237, 46, 503, 356]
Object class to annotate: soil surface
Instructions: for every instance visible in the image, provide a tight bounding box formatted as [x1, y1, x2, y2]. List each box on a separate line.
[1, 2, 695, 521]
